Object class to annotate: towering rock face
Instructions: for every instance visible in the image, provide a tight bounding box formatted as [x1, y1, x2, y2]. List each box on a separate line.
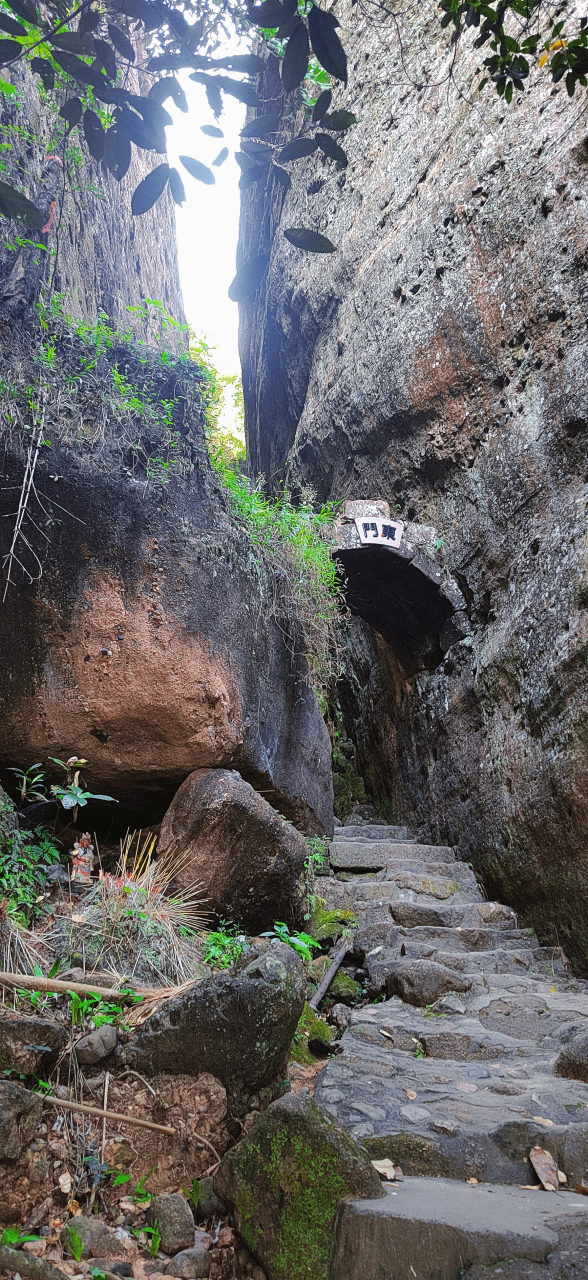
[238, 10, 588, 963]
[0, 64, 333, 836]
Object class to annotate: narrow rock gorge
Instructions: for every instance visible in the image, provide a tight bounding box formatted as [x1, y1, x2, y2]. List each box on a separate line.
[238, 1, 588, 971]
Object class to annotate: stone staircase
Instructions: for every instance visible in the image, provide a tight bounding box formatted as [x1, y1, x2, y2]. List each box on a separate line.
[318, 824, 588, 1280]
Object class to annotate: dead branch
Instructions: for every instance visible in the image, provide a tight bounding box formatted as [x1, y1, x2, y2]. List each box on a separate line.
[42, 1095, 175, 1135]
[0, 971, 159, 1002]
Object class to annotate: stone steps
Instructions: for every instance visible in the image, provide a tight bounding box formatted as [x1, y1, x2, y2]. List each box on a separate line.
[334, 825, 409, 841]
[330, 841, 457, 870]
[320, 836, 588, 1185]
[329, 1178, 588, 1280]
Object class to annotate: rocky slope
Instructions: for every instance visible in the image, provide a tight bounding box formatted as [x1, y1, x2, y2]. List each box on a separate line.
[238, 2, 588, 965]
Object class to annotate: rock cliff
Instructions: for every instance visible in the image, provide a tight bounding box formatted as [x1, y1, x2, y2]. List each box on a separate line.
[238, 6, 588, 964]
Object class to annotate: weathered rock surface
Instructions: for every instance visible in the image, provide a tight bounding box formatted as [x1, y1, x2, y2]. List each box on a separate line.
[0, 1011, 69, 1076]
[214, 1091, 383, 1280]
[75, 1023, 118, 1066]
[165, 1241, 211, 1278]
[0, 1081, 42, 1160]
[60, 1216, 125, 1260]
[384, 958, 472, 1007]
[118, 941, 305, 1113]
[147, 1194, 194, 1255]
[158, 767, 308, 932]
[238, 11, 588, 965]
[554, 1029, 588, 1082]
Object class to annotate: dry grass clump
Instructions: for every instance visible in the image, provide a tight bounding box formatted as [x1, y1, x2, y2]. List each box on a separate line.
[0, 897, 52, 974]
[50, 833, 209, 988]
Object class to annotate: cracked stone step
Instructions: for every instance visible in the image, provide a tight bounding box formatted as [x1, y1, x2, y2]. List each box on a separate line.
[365, 943, 568, 983]
[321, 869, 482, 907]
[330, 841, 457, 870]
[390, 901, 518, 930]
[329, 1178, 588, 1280]
[334, 825, 409, 841]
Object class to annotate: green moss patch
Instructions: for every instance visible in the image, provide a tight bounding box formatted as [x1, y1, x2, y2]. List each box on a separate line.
[291, 1002, 334, 1065]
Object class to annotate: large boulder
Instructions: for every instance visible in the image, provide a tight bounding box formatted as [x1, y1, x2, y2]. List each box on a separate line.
[118, 940, 306, 1114]
[0, 1012, 69, 1076]
[158, 768, 309, 933]
[214, 1091, 384, 1280]
[554, 1028, 588, 1082]
[384, 960, 473, 1008]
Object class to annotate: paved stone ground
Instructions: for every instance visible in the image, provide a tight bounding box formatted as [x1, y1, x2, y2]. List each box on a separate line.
[319, 825, 588, 1278]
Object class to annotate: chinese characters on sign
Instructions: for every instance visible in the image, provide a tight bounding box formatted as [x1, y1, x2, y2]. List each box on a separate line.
[354, 517, 405, 549]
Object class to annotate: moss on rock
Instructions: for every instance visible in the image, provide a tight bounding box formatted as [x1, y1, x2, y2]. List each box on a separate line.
[214, 1092, 383, 1280]
[364, 1130, 451, 1176]
[309, 897, 357, 943]
[291, 1001, 334, 1065]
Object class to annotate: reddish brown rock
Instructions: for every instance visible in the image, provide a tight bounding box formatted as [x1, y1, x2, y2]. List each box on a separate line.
[158, 768, 308, 932]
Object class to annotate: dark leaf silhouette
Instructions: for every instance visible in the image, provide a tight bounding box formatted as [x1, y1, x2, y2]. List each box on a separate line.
[213, 53, 265, 73]
[228, 252, 269, 301]
[272, 164, 291, 189]
[201, 124, 224, 137]
[147, 53, 196, 71]
[281, 20, 310, 92]
[5, 0, 37, 25]
[180, 154, 215, 185]
[127, 93, 172, 128]
[246, 0, 297, 26]
[79, 10, 101, 33]
[276, 15, 299, 37]
[131, 162, 170, 215]
[239, 164, 267, 190]
[150, 77, 188, 111]
[59, 97, 83, 128]
[212, 147, 229, 166]
[316, 132, 347, 164]
[51, 31, 95, 55]
[51, 50, 108, 90]
[0, 179, 44, 227]
[117, 0, 166, 30]
[83, 108, 106, 161]
[321, 109, 356, 130]
[94, 37, 117, 80]
[168, 166, 186, 205]
[235, 151, 255, 173]
[241, 138, 273, 162]
[206, 82, 222, 117]
[103, 127, 131, 181]
[308, 4, 347, 83]
[107, 24, 135, 62]
[120, 106, 166, 153]
[241, 113, 282, 138]
[284, 227, 336, 252]
[31, 56, 54, 89]
[312, 88, 331, 121]
[213, 75, 260, 107]
[0, 14, 26, 37]
[278, 136, 318, 162]
[0, 39, 22, 64]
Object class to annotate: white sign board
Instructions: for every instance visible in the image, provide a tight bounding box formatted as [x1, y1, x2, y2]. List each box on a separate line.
[354, 516, 404, 550]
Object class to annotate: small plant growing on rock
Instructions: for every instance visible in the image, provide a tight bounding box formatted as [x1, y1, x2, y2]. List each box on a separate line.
[65, 1225, 84, 1263]
[0, 1228, 42, 1247]
[182, 1177, 200, 1212]
[261, 922, 320, 964]
[48, 756, 117, 820]
[203, 921, 246, 970]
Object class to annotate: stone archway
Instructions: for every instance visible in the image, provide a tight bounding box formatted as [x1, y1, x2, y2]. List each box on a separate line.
[332, 501, 469, 671]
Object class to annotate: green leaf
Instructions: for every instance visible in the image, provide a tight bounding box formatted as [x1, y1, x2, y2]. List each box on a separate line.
[228, 252, 269, 301]
[4, 0, 37, 24]
[284, 226, 336, 252]
[212, 147, 229, 167]
[0, 39, 21, 65]
[108, 23, 135, 63]
[316, 132, 347, 165]
[51, 31, 96, 56]
[0, 179, 44, 227]
[59, 97, 83, 128]
[103, 127, 131, 181]
[311, 87, 331, 121]
[241, 113, 282, 138]
[272, 164, 291, 189]
[321, 109, 356, 130]
[167, 166, 185, 205]
[131, 162, 170, 215]
[179, 154, 215, 185]
[281, 19, 310, 93]
[201, 123, 224, 137]
[31, 57, 54, 90]
[308, 5, 347, 83]
[246, 0, 297, 27]
[0, 14, 25, 37]
[278, 136, 318, 162]
[83, 108, 105, 161]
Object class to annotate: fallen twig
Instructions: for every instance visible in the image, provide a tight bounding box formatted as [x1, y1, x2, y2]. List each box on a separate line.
[43, 1094, 175, 1135]
[118, 1069, 156, 1096]
[0, 971, 159, 1002]
[309, 940, 349, 1009]
[22, 1197, 54, 1233]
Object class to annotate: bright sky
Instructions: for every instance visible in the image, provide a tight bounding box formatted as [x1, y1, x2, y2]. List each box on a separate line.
[166, 70, 246, 379]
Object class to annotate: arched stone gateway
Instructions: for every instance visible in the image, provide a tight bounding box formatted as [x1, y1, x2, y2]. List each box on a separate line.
[332, 501, 469, 672]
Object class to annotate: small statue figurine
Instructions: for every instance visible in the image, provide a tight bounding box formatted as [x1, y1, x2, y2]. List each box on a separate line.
[70, 832, 95, 885]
